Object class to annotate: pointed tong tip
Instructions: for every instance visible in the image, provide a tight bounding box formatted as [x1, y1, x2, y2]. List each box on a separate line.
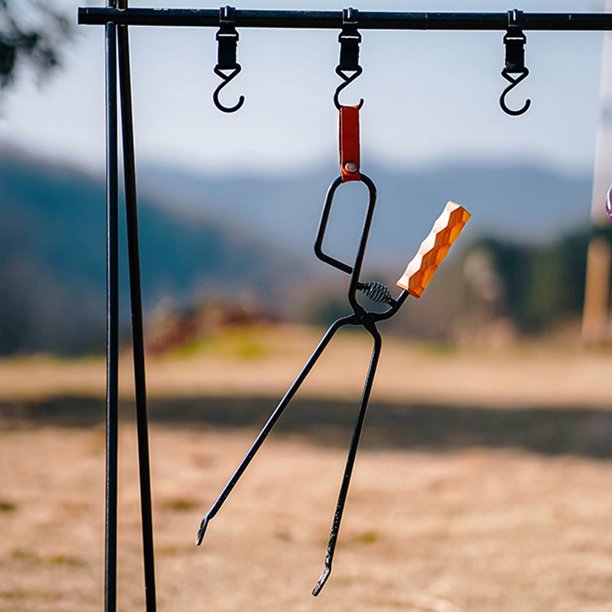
[311, 566, 331, 597]
[195, 516, 210, 546]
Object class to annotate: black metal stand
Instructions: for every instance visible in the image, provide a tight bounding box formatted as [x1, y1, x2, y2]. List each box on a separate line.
[104, 1, 156, 611]
[104, 3, 119, 610]
[87, 4, 612, 609]
[81, 7, 612, 30]
[116, 21, 157, 611]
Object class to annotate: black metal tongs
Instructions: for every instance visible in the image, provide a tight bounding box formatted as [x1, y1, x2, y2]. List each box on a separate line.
[196, 12, 471, 596]
[196, 118, 471, 595]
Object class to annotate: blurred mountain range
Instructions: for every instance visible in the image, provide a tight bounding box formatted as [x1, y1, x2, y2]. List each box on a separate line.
[141, 159, 592, 267]
[0, 150, 596, 354]
[0, 151, 306, 354]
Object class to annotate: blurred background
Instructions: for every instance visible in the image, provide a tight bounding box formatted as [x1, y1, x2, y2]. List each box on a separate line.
[2, 0, 612, 353]
[4, 1, 612, 611]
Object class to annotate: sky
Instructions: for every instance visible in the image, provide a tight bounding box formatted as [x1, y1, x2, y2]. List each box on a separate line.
[0, 0, 608, 178]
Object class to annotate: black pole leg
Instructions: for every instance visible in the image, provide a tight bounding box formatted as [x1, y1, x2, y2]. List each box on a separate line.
[104, 7, 119, 611]
[312, 322, 382, 597]
[117, 22, 157, 612]
[196, 315, 356, 545]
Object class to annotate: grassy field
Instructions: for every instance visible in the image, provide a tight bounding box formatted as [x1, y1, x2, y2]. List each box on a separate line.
[2, 325, 612, 611]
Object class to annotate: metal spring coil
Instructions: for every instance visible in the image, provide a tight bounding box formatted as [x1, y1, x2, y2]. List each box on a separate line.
[358, 281, 393, 305]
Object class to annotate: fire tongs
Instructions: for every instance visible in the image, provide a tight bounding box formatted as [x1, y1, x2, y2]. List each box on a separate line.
[196, 105, 470, 596]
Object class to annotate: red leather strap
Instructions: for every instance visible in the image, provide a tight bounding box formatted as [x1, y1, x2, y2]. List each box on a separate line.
[339, 105, 360, 182]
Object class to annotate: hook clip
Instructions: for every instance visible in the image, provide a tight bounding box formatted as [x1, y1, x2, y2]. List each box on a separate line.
[334, 7, 364, 110]
[500, 9, 531, 116]
[213, 5, 245, 113]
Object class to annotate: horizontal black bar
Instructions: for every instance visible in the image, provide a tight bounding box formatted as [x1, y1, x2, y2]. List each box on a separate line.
[78, 7, 612, 31]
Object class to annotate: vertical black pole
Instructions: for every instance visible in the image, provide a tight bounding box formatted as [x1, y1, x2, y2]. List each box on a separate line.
[116, 1, 157, 608]
[104, 0, 119, 609]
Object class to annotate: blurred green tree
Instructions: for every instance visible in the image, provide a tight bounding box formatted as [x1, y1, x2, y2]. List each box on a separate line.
[0, 0, 71, 89]
[462, 227, 612, 335]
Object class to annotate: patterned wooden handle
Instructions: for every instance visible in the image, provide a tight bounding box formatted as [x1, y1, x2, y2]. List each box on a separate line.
[396, 201, 471, 298]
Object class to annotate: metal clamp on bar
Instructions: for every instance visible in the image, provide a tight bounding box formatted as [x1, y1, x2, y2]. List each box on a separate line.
[216, 5, 239, 69]
[213, 5, 245, 113]
[338, 7, 361, 72]
[504, 9, 527, 72]
[334, 7, 364, 109]
[500, 8, 531, 116]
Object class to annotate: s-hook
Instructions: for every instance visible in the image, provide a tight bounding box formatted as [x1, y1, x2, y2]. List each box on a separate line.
[334, 7, 364, 110]
[195, 103, 471, 596]
[213, 5, 245, 113]
[500, 9, 531, 116]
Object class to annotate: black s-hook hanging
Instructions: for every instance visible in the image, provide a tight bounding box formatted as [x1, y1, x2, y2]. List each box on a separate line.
[500, 9, 531, 116]
[213, 5, 245, 113]
[334, 7, 364, 110]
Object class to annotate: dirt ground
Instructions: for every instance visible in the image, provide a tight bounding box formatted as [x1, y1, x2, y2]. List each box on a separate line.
[3, 327, 612, 611]
[1, 324, 612, 409]
[3, 423, 612, 612]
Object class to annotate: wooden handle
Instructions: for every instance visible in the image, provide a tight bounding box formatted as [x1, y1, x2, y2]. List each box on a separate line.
[396, 201, 471, 298]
